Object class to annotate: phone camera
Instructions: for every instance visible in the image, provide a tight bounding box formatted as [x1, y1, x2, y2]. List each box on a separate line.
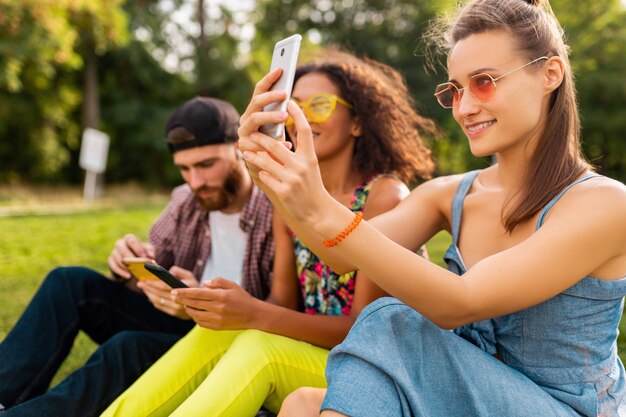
[280, 48, 285, 57]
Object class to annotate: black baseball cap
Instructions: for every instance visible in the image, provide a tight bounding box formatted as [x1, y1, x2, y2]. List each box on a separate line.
[165, 97, 240, 153]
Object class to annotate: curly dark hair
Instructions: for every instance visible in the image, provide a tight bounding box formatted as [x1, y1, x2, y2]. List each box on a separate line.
[294, 48, 436, 184]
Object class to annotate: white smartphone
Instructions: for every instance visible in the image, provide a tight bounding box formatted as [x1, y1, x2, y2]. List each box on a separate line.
[260, 34, 302, 139]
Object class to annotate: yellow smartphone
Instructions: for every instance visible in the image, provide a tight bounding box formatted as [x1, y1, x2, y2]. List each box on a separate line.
[122, 256, 157, 281]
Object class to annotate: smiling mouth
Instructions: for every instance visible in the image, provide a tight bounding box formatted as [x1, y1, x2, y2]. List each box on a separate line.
[466, 120, 496, 134]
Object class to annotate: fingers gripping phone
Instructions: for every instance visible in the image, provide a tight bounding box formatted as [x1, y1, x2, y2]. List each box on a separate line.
[122, 257, 157, 281]
[143, 263, 189, 289]
[260, 34, 302, 139]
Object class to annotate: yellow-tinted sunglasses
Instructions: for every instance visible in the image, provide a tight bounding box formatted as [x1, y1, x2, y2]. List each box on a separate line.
[286, 93, 352, 126]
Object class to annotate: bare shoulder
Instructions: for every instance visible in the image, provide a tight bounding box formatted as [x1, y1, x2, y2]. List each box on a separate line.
[546, 175, 626, 249]
[557, 175, 626, 216]
[365, 173, 469, 248]
[538, 175, 626, 278]
[364, 176, 410, 218]
[581, 176, 626, 228]
[369, 175, 410, 200]
[419, 173, 466, 192]
[584, 175, 626, 197]
[406, 173, 466, 207]
[365, 173, 465, 208]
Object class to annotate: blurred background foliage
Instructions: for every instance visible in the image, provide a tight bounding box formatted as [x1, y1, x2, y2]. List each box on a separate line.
[0, 0, 624, 189]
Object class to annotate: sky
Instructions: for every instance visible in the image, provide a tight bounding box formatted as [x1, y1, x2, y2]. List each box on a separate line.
[152, 0, 256, 72]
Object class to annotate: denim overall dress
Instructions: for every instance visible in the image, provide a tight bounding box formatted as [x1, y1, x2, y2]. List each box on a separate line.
[323, 171, 626, 416]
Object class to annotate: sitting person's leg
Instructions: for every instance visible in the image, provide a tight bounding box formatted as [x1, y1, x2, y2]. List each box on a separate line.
[278, 387, 326, 417]
[3, 331, 181, 417]
[102, 326, 242, 417]
[170, 329, 328, 417]
[0, 267, 108, 406]
[0, 267, 162, 407]
[322, 298, 579, 417]
[0, 266, 193, 416]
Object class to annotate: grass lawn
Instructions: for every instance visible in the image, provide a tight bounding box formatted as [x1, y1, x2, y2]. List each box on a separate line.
[0, 201, 166, 387]
[1, 201, 624, 391]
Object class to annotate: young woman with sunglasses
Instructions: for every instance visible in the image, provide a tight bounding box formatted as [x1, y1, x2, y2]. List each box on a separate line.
[239, 0, 626, 415]
[100, 49, 435, 417]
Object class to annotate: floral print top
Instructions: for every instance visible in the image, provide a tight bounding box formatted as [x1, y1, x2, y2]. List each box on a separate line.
[293, 176, 377, 316]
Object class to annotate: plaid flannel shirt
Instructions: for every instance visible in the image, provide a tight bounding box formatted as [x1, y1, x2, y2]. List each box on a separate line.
[149, 184, 274, 300]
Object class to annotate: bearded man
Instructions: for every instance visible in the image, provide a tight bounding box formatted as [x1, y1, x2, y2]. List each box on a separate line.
[0, 97, 275, 417]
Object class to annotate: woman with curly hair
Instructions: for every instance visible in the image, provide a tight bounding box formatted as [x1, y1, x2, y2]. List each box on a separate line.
[101, 48, 435, 417]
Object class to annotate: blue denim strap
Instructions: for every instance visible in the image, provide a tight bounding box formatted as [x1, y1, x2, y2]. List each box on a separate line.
[450, 170, 480, 247]
[535, 174, 601, 230]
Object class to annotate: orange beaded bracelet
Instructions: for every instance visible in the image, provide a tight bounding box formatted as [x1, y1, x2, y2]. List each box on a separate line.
[322, 211, 364, 248]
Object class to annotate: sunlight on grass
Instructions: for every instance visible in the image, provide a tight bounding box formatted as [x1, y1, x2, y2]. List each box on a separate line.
[426, 231, 451, 268]
[0, 203, 166, 386]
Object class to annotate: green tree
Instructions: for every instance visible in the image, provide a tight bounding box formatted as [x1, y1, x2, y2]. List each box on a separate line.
[0, 0, 128, 183]
[96, 41, 193, 187]
[551, 0, 626, 182]
[3, 0, 622, 185]
[179, 1, 255, 111]
[83, 0, 194, 187]
[95, 0, 253, 187]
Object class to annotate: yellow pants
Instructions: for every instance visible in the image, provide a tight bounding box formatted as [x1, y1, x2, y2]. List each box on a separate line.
[100, 326, 328, 417]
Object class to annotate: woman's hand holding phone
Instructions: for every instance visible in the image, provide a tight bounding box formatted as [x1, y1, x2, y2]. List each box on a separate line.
[138, 266, 198, 319]
[259, 34, 301, 139]
[238, 69, 294, 193]
[172, 278, 264, 331]
[238, 34, 300, 168]
[241, 99, 333, 228]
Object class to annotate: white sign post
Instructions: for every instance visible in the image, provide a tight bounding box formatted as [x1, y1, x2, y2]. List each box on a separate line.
[79, 128, 110, 205]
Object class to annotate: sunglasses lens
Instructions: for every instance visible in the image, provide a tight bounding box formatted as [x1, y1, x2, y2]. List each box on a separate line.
[435, 84, 458, 109]
[470, 75, 496, 101]
[307, 96, 333, 123]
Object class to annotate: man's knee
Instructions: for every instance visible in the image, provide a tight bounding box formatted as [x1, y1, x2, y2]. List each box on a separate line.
[43, 266, 104, 295]
[94, 331, 141, 363]
[91, 331, 175, 376]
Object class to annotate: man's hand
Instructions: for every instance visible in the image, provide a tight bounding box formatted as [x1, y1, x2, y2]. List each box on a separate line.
[107, 234, 156, 281]
[137, 266, 198, 319]
[172, 278, 263, 330]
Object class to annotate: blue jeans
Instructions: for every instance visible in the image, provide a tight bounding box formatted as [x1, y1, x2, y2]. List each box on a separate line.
[0, 266, 194, 417]
[322, 297, 578, 417]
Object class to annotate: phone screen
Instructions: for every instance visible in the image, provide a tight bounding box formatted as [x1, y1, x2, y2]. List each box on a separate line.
[143, 263, 189, 289]
[260, 34, 302, 139]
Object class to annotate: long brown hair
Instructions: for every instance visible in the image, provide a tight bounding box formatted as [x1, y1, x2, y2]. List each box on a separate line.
[427, 0, 592, 232]
[294, 49, 436, 184]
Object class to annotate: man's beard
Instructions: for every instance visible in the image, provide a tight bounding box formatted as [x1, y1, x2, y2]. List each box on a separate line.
[193, 162, 244, 212]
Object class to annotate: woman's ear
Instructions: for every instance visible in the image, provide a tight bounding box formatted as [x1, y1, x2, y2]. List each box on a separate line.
[351, 116, 362, 138]
[544, 56, 565, 94]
